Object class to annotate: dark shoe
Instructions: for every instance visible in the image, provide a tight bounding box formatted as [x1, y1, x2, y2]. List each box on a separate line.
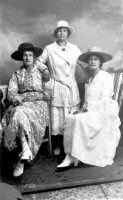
[55, 153, 74, 172]
[55, 163, 74, 172]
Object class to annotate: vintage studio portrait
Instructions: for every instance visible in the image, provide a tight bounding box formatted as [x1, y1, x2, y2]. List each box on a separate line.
[0, 0, 123, 199]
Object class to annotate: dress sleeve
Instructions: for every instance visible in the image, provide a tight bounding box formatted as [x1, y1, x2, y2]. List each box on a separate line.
[7, 72, 24, 104]
[35, 47, 49, 72]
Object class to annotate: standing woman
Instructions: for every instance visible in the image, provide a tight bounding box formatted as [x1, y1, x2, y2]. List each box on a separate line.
[2, 43, 50, 177]
[35, 20, 82, 155]
[57, 47, 121, 170]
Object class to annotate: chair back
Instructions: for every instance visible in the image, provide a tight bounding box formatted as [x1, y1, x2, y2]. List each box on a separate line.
[113, 72, 123, 108]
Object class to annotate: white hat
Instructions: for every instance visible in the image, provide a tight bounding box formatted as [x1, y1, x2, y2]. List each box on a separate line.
[79, 46, 112, 63]
[51, 20, 75, 38]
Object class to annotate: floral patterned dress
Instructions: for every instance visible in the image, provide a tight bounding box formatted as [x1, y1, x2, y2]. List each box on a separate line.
[2, 65, 49, 159]
[63, 70, 121, 167]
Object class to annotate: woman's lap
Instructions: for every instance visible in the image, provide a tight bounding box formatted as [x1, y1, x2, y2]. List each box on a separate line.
[2, 101, 48, 156]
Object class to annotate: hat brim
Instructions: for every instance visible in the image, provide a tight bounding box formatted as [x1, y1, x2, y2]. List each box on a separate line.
[51, 26, 75, 38]
[11, 47, 43, 61]
[78, 52, 112, 63]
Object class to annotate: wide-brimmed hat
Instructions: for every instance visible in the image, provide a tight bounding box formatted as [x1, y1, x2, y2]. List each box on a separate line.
[51, 20, 75, 38]
[78, 46, 112, 63]
[11, 42, 43, 61]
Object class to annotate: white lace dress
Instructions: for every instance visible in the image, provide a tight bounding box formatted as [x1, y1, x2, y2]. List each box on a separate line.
[64, 70, 121, 167]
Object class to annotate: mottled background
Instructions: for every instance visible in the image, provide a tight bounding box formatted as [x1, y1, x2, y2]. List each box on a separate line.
[0, 0, 123, 84]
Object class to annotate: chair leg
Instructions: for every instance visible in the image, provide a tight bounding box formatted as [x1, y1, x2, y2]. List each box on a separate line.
[48, 126, 52, 156]
[48, 100, 53, 156]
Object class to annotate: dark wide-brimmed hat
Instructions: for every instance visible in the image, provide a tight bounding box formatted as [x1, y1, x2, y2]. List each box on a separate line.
[78, 46, 112, 63]
[11, 42, 43, 61]
[51, 20, 75, 38]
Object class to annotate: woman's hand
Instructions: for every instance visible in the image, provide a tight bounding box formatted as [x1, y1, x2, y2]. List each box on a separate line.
[13, 99, 22, 106]
[73, 110, 83, 115]
[43, 91, 52, 101]
[73, 107, 88, 115]
[43, 95, 50, 101]
[42, 69, 50, 81]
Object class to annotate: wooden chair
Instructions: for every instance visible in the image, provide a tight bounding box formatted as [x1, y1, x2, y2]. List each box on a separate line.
[113, 72, 123, 109]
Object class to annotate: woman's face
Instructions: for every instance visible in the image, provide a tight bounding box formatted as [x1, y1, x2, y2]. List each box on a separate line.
[88, 55, 101, 71]
[56, 28, 68, 42]
[23, 51, 34, 67]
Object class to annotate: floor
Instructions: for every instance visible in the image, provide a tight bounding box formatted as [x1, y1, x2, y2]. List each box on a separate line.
[23, 110, 123, 200]
[2, 143, 123, 194]
[3, 102, 123, 200]
[24, 181, 123, 200]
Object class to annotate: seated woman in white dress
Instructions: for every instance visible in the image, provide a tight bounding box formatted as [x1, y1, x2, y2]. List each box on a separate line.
[2, 43, 50, 177]
[56, 46, 121, 171]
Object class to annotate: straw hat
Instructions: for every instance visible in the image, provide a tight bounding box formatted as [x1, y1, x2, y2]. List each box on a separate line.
[51, 20, 75, 38]
[11, 42, 43, 61]
[79, 46, 112, 63]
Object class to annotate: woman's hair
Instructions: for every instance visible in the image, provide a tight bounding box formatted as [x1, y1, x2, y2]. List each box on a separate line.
[86, 54, 103, 68]
[54, 27, 71, 38]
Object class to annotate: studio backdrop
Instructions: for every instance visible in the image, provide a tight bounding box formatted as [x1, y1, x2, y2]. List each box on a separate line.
[0, 0, 123, 85]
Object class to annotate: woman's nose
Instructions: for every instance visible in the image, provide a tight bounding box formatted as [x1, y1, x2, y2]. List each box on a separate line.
[26, 56, 29, 60]
[61, 30, 64, 34]
[90, 60, 94, 64]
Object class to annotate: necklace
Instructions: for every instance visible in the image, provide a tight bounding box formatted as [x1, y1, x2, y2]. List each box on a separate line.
[57, 41, 67, 51]
[62, 47, 65, 51]
[58, 45, 66, 51]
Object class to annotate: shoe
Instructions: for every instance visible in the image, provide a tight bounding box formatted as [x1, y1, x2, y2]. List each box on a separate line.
[13, 162, 24, 177]
[55, 163, 74, 172]
[55, 154, 74, 172]
[53, 146, 61, 156]
[55, 154, 82, 172]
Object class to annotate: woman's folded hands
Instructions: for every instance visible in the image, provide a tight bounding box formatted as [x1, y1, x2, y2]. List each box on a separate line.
[73, 106, 88, 115]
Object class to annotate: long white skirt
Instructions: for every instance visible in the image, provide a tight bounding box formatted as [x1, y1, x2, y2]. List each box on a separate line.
[64, 101, 121, 167]
[51, 105, 79, 136]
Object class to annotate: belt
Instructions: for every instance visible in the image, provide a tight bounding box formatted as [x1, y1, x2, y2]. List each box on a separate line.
[51, 75, 73, 110]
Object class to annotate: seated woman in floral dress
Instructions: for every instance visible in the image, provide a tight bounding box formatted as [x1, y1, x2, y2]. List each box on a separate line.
[2, 43, 50, 177]
[56, 46, 121, 171]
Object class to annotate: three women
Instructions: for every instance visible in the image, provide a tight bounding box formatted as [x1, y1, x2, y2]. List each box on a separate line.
[1, 20, 121, 177]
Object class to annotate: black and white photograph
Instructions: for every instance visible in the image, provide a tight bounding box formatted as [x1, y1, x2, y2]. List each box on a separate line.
[0, 0, 123, 199]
